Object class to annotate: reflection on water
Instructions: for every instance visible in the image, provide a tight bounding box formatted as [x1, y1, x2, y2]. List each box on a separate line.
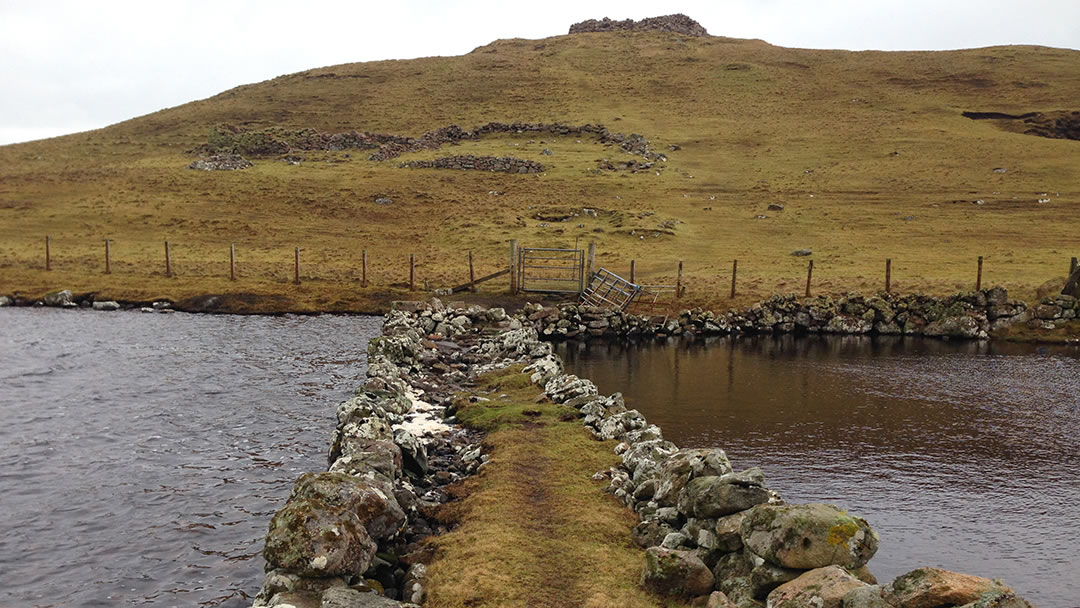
[0, 309, 381, 608]
[559, 335, 1080, 606]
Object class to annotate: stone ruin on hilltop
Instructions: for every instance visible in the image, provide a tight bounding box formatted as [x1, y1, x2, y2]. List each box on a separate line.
[568, 14, 708, 37]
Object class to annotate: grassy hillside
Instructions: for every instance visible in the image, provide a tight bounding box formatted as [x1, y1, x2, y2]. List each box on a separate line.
[1, 31, 1078, 312]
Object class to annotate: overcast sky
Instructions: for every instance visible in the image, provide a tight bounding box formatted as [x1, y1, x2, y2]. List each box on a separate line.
[1, 0, 1077, 145]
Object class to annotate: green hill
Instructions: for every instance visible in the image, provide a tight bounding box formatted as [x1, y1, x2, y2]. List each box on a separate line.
[1, 24, 1078, 312]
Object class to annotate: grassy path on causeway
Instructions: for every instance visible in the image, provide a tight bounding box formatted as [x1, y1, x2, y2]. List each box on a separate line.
[421, 367, 687, 608]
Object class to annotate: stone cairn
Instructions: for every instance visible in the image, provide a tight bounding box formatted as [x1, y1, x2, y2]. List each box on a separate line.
[398, 155, 544, 174]
[568, 14, 709, 37]
[249, 296, 1036, 607]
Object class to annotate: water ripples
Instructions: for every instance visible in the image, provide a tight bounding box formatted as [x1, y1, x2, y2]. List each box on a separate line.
[0, 309, 381, 608]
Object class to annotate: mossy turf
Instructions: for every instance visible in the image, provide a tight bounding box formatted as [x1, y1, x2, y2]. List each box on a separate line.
[1, 32, 1077, 313]
[422, 366, 689, 608]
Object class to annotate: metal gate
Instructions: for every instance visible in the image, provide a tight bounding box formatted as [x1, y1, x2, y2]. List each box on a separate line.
[581, 268, 641, 311]
[518, 248, 585, 293]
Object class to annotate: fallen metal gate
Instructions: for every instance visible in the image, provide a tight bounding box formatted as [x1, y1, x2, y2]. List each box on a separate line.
[581, 268, 641, 311]
[518, 247, 585, 293]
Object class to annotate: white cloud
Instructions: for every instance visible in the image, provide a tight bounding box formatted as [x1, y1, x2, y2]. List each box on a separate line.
[1, 0, 1077, 145]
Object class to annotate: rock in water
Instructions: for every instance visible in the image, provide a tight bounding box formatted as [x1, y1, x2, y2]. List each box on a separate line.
[676, 472, 770, 518]
[263, 497, 377, 578]
[289, 472, 405, 542]
[881, 567, 1030, 608]
[640, 546, 714, 598]
[740, 503, 879, 570]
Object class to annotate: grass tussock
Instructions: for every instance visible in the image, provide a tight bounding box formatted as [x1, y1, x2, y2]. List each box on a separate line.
[0, 32, 1078, 312]
[424, 367, 688, 608]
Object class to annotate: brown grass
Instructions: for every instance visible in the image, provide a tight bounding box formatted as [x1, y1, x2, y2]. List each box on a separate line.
[422, 367, 688, 608]
[1, 33, 1078, 312]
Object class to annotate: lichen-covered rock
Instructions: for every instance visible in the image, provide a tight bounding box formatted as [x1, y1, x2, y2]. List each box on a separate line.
[677, 473, 771, 518]
[842, 586, 891, 608]
[92, 300, 121, 311]
[263, 497, 377, 578]
[593, 409, 647, 441]
[653, 448, 733, 507]
[690, 591, 739, 608]
[401, 563, 427, 604]
[714, 511, 748, 553]
[290, 472, 405, 542]
[958, 590, 1036, 608]
[251, 569, 348, 607]
[630, 516, 673, 548]
[740, 503, 878, 570]
[320, 586, 409, 607]
[766, 565, 868, 608]
[882, 567, 1024, 608]
[329, 439, 402, 481]
[640, 547, 715, 598]
[43, 289, 74, 307]
[544, 374, 599, 403]
[923, 315, 986, 338]
[393, 428, 428, 476]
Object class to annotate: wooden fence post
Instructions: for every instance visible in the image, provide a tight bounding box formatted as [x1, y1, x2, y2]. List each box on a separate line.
[409, 253, 415, 291]
[509, 240, 519, 294]
[361, 250, 368, 287]
[45, 236, 51, 271]
[165, 241, 172, 278]
[885, 258, 891, 294]
[730, 259, 737, 299]
[976, 256, 983, 291]
[104, 239, 111, 274]
[586, 241, 596, 283]
[469, 251, 476, 292]
[805, 260, 814, 297]
[630, 260, 636, 283]
[230, 244, 236, 281]
[676, 261, 683, 299]
[294, 248, 301, 285]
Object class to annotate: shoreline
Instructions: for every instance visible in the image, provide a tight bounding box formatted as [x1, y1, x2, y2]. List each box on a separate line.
[250, 300, 1039, 607]
[3, 286, 1079, 345]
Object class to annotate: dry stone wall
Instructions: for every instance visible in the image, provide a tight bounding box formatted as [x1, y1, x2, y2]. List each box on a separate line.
[398, 155, 544, 173]
[524, 288, 1034, 341]
[251, 299, 1035, 607]
[197, 121, 666, 169]
[569, 14, 709, 37]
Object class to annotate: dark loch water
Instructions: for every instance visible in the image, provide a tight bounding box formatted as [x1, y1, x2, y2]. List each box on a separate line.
[0, 308, 381, 608]
[558, 336, 1080, 607]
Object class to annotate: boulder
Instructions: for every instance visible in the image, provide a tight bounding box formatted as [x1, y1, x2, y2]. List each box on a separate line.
[653, 448, 733, 507]
[881, 567, 1023, 608]
[958, 590, 1036, 608]
[922, 315, 985, 338]
[43, 289, 74, 307]
[677, 473, 771, 518]
[689, 591, 738, 608]
[393, 428, 428, 476]
[401, 563, 427, 604]
[0, 295, 12, 307]
[320, 587, 408, 607]
[329, 439, 402, 482]
[263, 497, 377, 578]
[740, 503, 878, 570]
[251, 569, 347, 607]
[290, 472, 405, 542]
[92, 300, 121, 311]
[641, 547, 715, 598]
[842, 586, 891, 608]
[714, 511, 748, 553]
[544, 374, 598, 403]
[766, 565, 868, 608]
